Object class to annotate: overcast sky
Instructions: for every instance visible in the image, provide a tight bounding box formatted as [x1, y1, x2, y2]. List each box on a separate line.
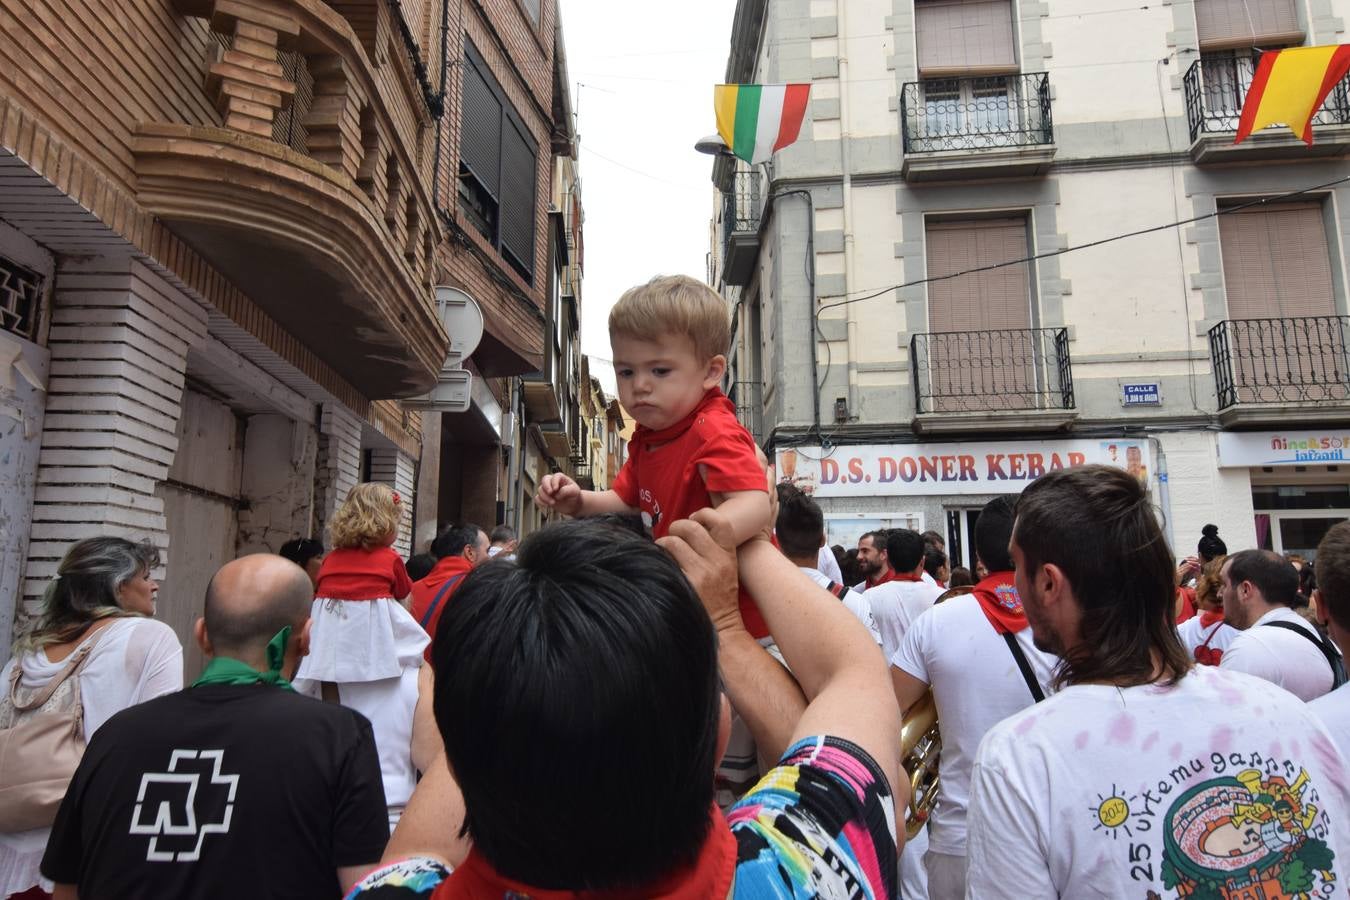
[561, 3, 736, 396]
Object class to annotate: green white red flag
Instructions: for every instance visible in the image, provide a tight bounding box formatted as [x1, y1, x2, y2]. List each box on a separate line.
[714, 84, 811, 164]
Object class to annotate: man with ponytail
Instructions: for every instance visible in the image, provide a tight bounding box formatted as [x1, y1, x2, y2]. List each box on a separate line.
[965, 466, 1350, 899]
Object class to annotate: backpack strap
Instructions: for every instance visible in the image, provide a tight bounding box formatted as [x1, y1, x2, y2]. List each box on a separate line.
[824, 580, 850, 600]
[9, 623, 112, 712]
[419, 574, 467, 631]
[1001, 631, 1047, 703]
[1260, 620, 1348, 690]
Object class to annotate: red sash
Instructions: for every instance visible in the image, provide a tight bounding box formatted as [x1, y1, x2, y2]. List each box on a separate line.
[431, 805, 737, 900]
[972, 571, 1027, 634]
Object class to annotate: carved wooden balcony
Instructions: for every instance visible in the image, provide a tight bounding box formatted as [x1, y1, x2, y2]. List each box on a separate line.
[133, 0, 445, 398]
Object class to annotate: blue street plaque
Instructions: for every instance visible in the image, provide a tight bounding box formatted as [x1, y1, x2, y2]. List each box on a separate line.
[1122, 382, 1161, 405]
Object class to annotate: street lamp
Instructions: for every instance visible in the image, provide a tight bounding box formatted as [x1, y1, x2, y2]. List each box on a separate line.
[694, 134, 735, 157]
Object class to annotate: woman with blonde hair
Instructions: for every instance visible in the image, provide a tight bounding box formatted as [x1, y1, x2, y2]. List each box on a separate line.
[0, 537, 183, 899]
[291, 483, 439, 831]
[1177, 554, 1240, 665]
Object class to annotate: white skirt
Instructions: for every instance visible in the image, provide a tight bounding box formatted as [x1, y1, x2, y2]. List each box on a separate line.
[293, 597, 429, 685]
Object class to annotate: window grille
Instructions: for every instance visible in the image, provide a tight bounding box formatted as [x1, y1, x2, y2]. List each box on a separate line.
[0, 257, 42, 342]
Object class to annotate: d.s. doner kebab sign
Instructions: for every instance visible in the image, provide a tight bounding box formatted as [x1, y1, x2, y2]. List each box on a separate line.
[776, 439, 1150, 498]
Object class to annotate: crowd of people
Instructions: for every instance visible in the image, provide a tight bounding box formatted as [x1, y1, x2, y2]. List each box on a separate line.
[1, 274, 1348, 899]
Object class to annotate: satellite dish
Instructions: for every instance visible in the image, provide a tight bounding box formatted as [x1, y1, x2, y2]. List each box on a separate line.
[435, 286, 484, 363]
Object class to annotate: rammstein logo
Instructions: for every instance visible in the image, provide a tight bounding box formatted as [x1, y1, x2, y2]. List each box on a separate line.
[128, 750, 239, 862]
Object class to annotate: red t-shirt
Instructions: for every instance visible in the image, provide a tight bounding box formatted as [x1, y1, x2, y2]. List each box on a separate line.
[314, 546, 412, 601]
[410, 555, 475, 661]
[612, 388, 769, 636]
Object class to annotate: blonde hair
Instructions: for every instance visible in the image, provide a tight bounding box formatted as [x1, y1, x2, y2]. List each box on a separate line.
[13, 537, 157, 653]
[1196, 554, 1227, 611]
[608, 274, 730, 362]
[329, 483, 402, 550]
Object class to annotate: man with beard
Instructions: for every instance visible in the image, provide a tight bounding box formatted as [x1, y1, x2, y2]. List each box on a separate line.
[853, 531, 895, 591]
[965, 466, 1350, 899]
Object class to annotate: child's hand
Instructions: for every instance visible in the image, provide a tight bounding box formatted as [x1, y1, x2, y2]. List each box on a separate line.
[536, 473, 583, 517]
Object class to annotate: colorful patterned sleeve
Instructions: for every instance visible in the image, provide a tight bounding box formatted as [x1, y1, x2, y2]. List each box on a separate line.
[727, 735, 898, 899]
[344, 857, 451, 898]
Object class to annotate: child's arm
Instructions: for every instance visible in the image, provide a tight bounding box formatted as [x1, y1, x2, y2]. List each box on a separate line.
[707, 488, 772, 546]
[535, 473, 636, 518]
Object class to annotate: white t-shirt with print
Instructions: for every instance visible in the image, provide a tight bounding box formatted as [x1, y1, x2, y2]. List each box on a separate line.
[891, 593, 1057, 857]
[865, 578, 944, 662]
[1310, 684, 1350, 763]
[1177, 614, 1241, 664]
[967, 665, 1350, 900]
[799, 567, 881, 647]
[1221, 606, 1336, 701]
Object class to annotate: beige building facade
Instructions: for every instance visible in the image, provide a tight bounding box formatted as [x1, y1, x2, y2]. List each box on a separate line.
[715, 0, 1350, 567]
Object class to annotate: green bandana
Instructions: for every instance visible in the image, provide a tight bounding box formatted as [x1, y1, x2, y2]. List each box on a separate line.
[191, 626, 296, 692]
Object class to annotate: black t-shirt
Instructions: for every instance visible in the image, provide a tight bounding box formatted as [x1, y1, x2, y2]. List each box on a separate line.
[42, 684, 389, 899]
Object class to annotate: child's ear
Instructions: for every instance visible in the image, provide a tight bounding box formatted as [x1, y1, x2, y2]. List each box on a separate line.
[703, 354, 727, 389]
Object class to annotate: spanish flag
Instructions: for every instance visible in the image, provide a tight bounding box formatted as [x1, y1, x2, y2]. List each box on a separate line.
[714, 84, 811, 164]
[1236, 45, 1350, 145]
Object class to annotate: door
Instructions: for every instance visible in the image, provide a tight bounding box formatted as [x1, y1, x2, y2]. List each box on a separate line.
[1252, 482, 1350, 562]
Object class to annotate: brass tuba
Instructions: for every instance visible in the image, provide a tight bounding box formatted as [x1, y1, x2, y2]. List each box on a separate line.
[900, 689, 941, 840]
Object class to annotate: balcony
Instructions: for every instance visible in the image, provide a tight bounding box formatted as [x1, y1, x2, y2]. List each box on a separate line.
[134, 0, 445, 398]
[900, 73, 1056, 182]
[910, 328, 1076, 434]
[1209, 316, 1350, 426]
[1183, 55, 1350, 164]
[720, 168, 762, 287]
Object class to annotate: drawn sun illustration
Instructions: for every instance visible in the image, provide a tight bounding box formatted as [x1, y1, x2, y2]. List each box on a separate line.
[1092, 787, 1138, 839]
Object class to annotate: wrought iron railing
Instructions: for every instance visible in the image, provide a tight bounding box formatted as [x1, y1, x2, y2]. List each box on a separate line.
[1184, 54, 1350, 142]
[911, 327, 1074, 414]
[901, 72, 1053, 153]
[1209, 316, 1350, 408]
[720, 168, 762, 261]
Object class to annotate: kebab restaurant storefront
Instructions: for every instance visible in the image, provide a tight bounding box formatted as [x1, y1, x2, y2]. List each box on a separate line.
[776, 438, 1153, 572]
[1217, 430, 1350, 561]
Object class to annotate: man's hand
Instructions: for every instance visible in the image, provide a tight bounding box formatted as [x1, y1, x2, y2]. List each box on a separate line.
[536, 472, 582, 517]
[658, 509, 743, 635]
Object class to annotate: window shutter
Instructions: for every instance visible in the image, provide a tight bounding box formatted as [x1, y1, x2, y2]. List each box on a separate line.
[1195, 0, 1303, 50]
[460, 50, 503, 197]
[1219, 202, 1335, 318]
[499, 115, 538, 280]
[916, 0, 1018, 76]
[926, 218, 1031, 332]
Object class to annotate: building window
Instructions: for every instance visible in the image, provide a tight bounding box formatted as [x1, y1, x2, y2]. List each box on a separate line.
[925, 216, 1032, 332]
[0, 256, 42, 342]
[921, 75, 1015, 137]
[1194, 0, 1302, 50]
[458, 40, 538, 284]
[1218, 201, 1335, 319]
[915, 0, 1016, 76]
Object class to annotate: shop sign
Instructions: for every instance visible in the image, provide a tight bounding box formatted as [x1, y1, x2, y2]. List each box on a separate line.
[777, 438, 1149, 498]
[1217, 430, 1350, 467]
[1122, 382, 1161, 405]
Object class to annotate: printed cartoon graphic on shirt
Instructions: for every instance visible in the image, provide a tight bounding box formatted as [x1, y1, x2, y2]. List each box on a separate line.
[1090, 751, 1337, 898]
[637, 488, 662, 532]
[129, 749, 239, 862]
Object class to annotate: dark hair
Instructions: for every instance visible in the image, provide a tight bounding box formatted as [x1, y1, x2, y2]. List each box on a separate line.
[203, 561, 313, 657]
[840, 548, 861, 587]
[18, 537, 161, 652]
[1315, 521, 1350, 632]
[924, 548, 947, 580]
[433, 518, 720, 889]
[774, 483, 825, 559]
[1226, 549, 1300, 608]
[431, 523, 484, 559]
[278, 537, 324, 568]
[948, 566, 974, 588]
[885, 529, 926, 575]
[1300, 561, 1317, 599]
[406, 552, 438, 582]
[975, 496, 1016, 572]
[1014, 465, 1190, 689]
[858, 530, 882, 548]
[1197, 524, 1227, 562]
[489, 525, 517, 544]
[921, 529, 945, 549]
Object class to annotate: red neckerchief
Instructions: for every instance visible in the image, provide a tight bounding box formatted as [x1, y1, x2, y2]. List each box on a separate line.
[866, 570, 898, 589]
[431, 805, 737, 900]
[891, 571, 923, 583]
[972, 571, 1026, 634]
[1199, 609, 1224, 629]
[632, 388, 735, 450]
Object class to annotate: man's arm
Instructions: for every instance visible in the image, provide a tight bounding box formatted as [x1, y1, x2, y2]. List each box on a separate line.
[658, 520, 806, 767]
[382, 754, 470, 867]
[891, 667, 930, 716]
